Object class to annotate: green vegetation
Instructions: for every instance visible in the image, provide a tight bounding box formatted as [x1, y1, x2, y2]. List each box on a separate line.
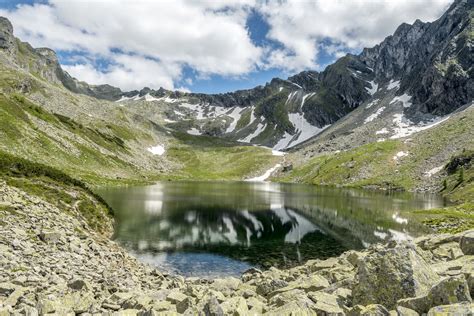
[412, 203, 474, 234]
[165, 133, 278, 180]
[0, 150, 113, 233]
[277, 140, 405, 189]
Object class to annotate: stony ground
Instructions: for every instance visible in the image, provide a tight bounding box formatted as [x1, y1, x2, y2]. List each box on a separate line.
[0, 180, 474, 315]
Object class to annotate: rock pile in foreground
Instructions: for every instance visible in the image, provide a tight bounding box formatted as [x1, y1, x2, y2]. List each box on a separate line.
[0, 180, 473, 315]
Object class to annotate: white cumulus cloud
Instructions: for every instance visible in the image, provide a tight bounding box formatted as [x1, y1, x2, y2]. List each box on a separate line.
[0, 0, 454, 90]
[258, 0, 453, 71]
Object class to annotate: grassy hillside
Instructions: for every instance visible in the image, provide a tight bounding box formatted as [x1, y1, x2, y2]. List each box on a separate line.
[164, 131, 280, 180]
[0, 150, 113, 234]
[277, 107, 474, 233]
[0, 61, 279, 185]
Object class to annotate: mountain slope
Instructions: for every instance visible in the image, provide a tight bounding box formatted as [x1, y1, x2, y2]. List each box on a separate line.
[0, 17, 278, 184]
[63, 0, 472, 152]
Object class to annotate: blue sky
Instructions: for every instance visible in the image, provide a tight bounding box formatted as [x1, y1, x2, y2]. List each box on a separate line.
[0, 0, 452, 94]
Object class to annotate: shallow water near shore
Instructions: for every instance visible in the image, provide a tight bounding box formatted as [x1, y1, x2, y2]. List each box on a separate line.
[96, 181, 447, 278]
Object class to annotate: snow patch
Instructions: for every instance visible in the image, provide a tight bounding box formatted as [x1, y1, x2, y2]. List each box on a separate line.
[365, 99, 379, 109]
[287, 112, 328, 147]
[245, 164, 281, 182]
[272, 150, 285, 156]
[288, 81, 303, 89]
[147, 145, 165, 156]
[425, 166, 443, 178]
[387, 80, 400, 90]
[364, 106, 385, 123]
[164, 118, 176, 123]
[273, 132, 294, 151]
[286, 91, 298, 105]
[279, 87, 283, 92]
[225, 107, 243, 133]
[390, 93, 412, 108]
[390, 114, 450, 139]
[393, 151, 408, 160]
[375, 128, 389, 135]
[144, 94, 161, 102]
[301, 93, 315, 107]
[116, 94, 139, 102]
[366, 81, 378, 95]
[239, 119, 266, 143]
[187, 128, 201, 135]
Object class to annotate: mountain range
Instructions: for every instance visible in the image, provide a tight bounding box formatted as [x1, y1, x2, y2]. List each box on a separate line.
[0, 0, 472, 194]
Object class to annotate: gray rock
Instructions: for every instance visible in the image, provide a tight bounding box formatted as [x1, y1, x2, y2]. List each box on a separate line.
[68, 278, 91, 291]
[427, 302, 474, 315]
[398, 275, 472, 314]
[353, 243, 439, 309]
[38, 231, 61, 244]
[308, 291, 344, 315]
[396, 306, 419, 316]
[256, 279, 288, 296]
[460, 231, 474, 255]
[203, 296, 224, 316]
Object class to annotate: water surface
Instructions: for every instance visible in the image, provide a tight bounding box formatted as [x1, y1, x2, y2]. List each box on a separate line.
[96, 181, 446, 277]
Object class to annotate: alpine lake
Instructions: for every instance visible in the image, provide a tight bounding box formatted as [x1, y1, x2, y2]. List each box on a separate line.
[96, 181, 447, 278]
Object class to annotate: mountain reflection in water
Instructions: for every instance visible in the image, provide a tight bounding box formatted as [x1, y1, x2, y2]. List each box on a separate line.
[96, 181, 446, 277]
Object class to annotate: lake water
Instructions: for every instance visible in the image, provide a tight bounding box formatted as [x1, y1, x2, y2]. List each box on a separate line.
[96, 181, 447, 278]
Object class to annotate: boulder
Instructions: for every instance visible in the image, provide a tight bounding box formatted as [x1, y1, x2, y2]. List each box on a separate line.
[427, 302, 474, 315]
[268, 289, 312, 308]
[38, 231, 61, 244]
[398, 275, 472, 314]
[210, 277, 241, 296]
[256, 279, 288, 296]
[361, 304, 390, 316]
[67, 278, 91, 291]
[308, 292, 344, 315]
[220, 297, 248, 315]
[264, 300, 317, 315]
[3, 287, 26, 307]
[460, 230, 474, 255]
[432, 241, 464, 260]
[166, 290, 188, 305]
[352, 243, 439, 309]
[396, 306, 419, 316]
[202, 296, 224, 316]
[268, 274, 329, 296]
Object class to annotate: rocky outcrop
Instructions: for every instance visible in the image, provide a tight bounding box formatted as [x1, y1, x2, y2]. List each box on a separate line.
[1, 180, 473, 315]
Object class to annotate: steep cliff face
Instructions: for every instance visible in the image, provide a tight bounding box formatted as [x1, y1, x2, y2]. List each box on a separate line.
[360, 0, 473, 116]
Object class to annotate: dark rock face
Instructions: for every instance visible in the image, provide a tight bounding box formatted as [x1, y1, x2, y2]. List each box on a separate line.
[360, 0, 473, 116]
[0, 17, 14, 51]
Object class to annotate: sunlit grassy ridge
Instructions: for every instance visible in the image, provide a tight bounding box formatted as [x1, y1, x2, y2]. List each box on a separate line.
[164, 131, 279, 180]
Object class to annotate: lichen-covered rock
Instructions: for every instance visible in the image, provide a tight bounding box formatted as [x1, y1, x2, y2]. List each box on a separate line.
[398, 275, 472, 314]
[460, 231, 474, 255]
[352, 243, 439, 309]
[268, 289, 312, 308]
[427, 302, 474, 315]
[349, 304, 390, 316]
[220, 297, 248, 315]
[396, 306, 419, 316]
[308, 291, 344, 315]
[256, 279, 289, 297]
[202, 296, 224, 316]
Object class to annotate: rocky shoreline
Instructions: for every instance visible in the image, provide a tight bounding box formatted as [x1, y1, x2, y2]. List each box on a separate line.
[0, 180, 473, 315]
